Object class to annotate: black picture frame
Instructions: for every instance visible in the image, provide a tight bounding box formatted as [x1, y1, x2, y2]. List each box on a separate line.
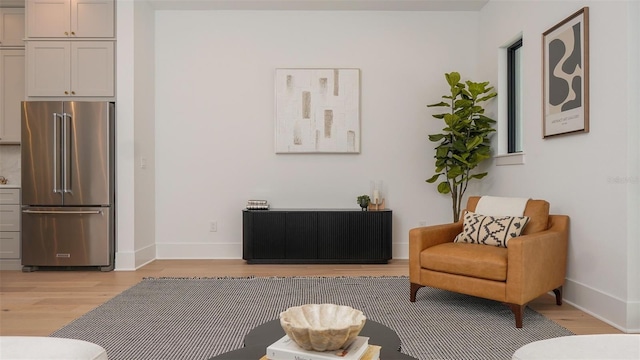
[542, 7, 589, 138]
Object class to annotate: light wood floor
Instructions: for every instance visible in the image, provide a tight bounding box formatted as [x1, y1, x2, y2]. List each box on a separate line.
[0, 259, 622, 336]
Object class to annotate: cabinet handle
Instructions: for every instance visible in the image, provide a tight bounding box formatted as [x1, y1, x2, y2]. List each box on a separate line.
[64, 31, 69, 36]
[23, 210, 103, 215]
[71, 31, 76, 36]
[71, 91, 76, 95]
[64, 91, 69, 95]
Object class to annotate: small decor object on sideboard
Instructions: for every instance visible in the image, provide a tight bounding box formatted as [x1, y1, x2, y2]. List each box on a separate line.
[247, 199, 270, 210]
[357, 195, 370, 211]
[369, 182, 385, 210]
[368, 198, 385, 211]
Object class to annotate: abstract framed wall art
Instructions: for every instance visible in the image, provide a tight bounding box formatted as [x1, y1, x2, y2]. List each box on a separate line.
[275, 68, 360, 153]
[542, 7, 589, 138]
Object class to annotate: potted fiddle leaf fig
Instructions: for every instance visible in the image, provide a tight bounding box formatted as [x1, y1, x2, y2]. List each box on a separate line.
[426, 72, 497, 222]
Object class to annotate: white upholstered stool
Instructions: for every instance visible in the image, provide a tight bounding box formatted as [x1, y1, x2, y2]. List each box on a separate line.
[0, 337, 108, 360]
[512, 334, 640, 359]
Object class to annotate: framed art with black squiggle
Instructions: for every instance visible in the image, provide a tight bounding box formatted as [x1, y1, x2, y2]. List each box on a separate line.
[542, 7, 589, 138]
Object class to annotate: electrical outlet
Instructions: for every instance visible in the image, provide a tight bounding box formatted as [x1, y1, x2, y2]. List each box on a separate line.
[418, 220, 427, 226]
[209, 221, 217, 232]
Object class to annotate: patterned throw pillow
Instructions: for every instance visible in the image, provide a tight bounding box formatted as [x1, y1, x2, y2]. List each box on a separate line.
[454, 212, 530, 248]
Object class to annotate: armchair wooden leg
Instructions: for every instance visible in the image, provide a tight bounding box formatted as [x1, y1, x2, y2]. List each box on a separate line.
[505, 303, 525, 328]
[410, 282, 424, 302]
[553, 286, 563, 306]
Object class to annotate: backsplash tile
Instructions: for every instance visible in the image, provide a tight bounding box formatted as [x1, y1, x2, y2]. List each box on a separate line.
[0, 146, 21, 185]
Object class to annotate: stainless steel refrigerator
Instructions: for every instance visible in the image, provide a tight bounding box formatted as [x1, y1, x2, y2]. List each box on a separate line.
[21, 101, 115, 271]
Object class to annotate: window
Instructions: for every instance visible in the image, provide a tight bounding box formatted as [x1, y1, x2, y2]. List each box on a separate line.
[507, 39, 523, 153]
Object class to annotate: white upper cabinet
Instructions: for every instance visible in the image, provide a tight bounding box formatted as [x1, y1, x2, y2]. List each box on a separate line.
[70, 41, 114, 95]
[26, 0, 114, 38]
[0, 8, 25, 47]
[0, 49, 25, 143]
[71, 0, 114, 37]
[26, 41, 114, 97]
[26, 41, 69, 95]
[0, 9, 24, 143]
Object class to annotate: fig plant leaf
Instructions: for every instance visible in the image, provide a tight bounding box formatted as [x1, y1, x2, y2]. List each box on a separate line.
[426, 72, 497, 222]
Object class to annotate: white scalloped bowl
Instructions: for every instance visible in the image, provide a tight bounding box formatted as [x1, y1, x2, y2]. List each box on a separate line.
[279, 304, 366, 352]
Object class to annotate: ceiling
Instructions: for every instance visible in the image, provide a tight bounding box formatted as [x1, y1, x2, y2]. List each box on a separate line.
[148, 0, 490, 11]
[0, 0, 488, 11]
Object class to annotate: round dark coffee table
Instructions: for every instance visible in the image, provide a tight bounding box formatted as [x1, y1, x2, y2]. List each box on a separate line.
[209, 319, 417, 359]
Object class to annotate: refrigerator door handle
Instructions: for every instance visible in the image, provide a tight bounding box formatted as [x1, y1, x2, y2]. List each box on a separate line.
[53, 112, 63, 194]
[22, 210, 103, 215]
[62, 112, 72, 194]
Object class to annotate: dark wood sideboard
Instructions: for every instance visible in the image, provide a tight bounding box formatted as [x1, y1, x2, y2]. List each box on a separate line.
[242, 209, 392, 264]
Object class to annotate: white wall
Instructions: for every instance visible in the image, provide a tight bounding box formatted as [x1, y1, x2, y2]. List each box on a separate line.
[115, 1, 136, 270]
[478, 0, 639, 332]
[153, 10, 481, 259]
[625, 0, 640, 333]
[133, 0, 157, 267]
[115, 0, 156, 270]
[115, 0, 639, 332]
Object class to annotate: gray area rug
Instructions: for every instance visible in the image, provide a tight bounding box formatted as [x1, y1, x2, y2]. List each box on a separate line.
[51, 276, 573, 360]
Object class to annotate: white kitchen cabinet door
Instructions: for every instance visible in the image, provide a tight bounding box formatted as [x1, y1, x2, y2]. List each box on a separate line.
[27, 0, 114, 38]
[26, 41, 71, 96]
[26, 40, 114, 97]
[0, 8, 25, 47]
[71, 0, 114, 38]
[0, 205, 20, 232]
[0, 49, 25, 144]
[70, 41, 114, 96]
[0, 189, 20, 261]
[0, 231, 20, 259]
[26, 0, 70, 38]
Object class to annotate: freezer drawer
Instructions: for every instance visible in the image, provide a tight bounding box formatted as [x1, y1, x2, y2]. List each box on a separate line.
[21, 207, 113, 267]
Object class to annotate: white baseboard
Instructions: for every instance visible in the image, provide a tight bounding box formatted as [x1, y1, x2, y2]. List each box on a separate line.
[626, 300, 640, 333]
[155, 243, 242, 259]
[115, 251, 136, 270]
[564, 278, 637, 333]
[115, 243, 156, 271]
[393, 242, 409, 259]
[154, 242, 410, 261]
[0, 259, 22, 271]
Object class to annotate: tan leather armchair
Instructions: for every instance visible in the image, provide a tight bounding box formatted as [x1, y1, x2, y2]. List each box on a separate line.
[409, 196, 569, 328]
